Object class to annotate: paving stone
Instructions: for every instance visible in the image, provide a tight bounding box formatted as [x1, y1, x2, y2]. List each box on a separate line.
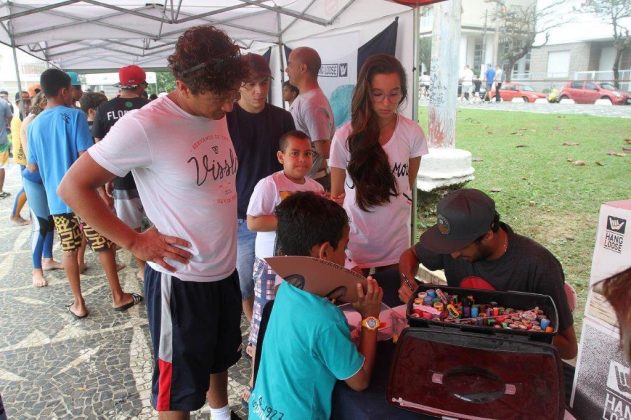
[0, 166, 252, 418]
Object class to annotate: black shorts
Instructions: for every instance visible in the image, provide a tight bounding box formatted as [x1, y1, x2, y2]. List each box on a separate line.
[145, 265, 243, 412]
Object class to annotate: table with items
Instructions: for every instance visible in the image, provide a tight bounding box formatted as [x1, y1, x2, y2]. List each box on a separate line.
[332, 275, 568, 420]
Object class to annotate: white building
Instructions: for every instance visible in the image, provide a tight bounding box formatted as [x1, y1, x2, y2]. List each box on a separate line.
[419, 0, 537, 78]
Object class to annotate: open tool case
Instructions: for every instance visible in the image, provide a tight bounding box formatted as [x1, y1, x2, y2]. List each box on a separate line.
[386, 285, 565, 419]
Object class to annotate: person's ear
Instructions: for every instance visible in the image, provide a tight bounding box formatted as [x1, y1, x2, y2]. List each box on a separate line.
[175, 80, 191, 97]
[316, 242, 333, 261]
[277, 150, 285, 165]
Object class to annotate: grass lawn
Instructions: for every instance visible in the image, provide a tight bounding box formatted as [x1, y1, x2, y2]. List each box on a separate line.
[416, 106, 630, 338]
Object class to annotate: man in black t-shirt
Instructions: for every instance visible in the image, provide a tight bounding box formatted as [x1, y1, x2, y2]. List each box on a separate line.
[399, 189, 578, 360]
[227, 53, 295, 323]
[92, 65, 149, 279]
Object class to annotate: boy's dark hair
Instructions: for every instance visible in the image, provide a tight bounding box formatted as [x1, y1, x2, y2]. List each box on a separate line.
[168, 25, 248, 95]
[79, 92, 108, 114]
[40, 69, 71, 98]
[278, 130, 310, 152]
[275, 192, 348, 257]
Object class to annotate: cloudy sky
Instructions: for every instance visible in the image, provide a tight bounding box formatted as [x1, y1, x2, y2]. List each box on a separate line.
[537, 0, 630, 44]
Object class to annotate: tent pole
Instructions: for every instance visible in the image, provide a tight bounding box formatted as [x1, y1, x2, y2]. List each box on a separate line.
[8, 18, 24, 96]
[277, 10, 287, 110]
[411, 4, 420, 245]
[278, 41, 287, 110]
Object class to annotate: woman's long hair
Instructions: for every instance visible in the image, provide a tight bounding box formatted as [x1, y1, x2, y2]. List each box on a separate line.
[347, 54, 407, 211]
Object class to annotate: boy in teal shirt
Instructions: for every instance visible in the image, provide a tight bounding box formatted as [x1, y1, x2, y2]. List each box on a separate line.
[249, 191, 382, 419]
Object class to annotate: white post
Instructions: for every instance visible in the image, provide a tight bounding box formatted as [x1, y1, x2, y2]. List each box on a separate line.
[427, 0, 460, 149]
[417, 0, 474, 192]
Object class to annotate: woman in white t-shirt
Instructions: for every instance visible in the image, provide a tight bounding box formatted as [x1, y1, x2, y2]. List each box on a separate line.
[330, 54, 428, 274]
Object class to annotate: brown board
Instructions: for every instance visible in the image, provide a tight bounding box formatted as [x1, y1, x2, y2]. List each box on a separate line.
[264, 256, 368, 303]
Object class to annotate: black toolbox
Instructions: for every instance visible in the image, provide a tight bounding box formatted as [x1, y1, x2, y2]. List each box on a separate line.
[387, 285, 565, 419]
[407, 285, 559, 343]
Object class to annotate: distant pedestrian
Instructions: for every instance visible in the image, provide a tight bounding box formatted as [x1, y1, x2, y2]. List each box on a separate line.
[494, 64, 505, 102]
[484, 64, 495, 102]
[459, 65, 474, 102]
[420, 71, 431, 98]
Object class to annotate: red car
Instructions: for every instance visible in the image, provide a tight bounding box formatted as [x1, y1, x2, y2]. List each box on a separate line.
[493, 82, 547, 103]
[559, 80, 631, 105]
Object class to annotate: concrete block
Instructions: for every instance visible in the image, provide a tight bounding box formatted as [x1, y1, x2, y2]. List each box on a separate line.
[560, 98, 575, 104]
[594, 98, 613, 106]
[534, 98, 548, 104]
[511, 97, 527, 103]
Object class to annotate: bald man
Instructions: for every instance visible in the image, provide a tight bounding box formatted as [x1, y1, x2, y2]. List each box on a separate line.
[285, 47, 335, 190]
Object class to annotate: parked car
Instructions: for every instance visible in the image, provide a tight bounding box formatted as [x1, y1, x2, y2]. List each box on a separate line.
[492, 82, 547, 103]
[559, 80, 631, 105]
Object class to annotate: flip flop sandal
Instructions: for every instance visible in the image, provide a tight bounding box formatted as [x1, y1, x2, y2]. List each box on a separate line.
[66, 304, 88, 319]
[114, 293, 143, 311]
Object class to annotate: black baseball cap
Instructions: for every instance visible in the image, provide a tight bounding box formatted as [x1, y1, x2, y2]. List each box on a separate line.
[419, 189, 496, 254]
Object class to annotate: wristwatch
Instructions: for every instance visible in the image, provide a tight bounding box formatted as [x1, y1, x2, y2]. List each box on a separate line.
[361, 316, 380, 330]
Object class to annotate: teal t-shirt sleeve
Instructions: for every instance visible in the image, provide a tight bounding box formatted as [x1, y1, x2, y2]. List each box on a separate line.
[74, 111, 94, 151]
[313, 310, 364, 380]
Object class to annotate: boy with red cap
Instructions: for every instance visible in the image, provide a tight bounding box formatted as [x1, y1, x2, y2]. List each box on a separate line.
[92, 65, 149, 279]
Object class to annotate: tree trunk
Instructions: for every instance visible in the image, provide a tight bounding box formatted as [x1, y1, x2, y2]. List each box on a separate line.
[613, 47, 622, 89]
[506, 61, 516, 82]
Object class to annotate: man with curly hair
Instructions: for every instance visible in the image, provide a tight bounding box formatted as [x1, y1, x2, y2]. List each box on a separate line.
[59, 25, 249, 419]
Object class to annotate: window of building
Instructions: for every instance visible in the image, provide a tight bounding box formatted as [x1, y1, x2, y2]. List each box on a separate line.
[547, 51, 570, 78]
[473, 40, 483, 75]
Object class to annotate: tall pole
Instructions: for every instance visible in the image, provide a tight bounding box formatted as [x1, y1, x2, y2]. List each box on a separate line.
[493, 1, 501, 66]
[411, 4, 420, 243]
[427, 0, 461, 149]
[418, 0, 474, 192]
[8, 17, 23, 95]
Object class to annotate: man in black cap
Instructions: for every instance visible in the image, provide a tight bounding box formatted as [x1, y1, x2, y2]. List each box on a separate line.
[398, 188, 578, 360]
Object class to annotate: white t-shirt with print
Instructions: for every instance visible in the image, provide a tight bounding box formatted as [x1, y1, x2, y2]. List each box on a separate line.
[329, 114, 428, 268]
[89, 96, 238, 282]
[247, 170, 324, 259]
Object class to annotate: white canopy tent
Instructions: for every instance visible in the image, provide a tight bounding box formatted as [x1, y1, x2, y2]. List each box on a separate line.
[1, 1, 421, 110]
[1, 0, 431, 235]
[0, 2, 413, 67]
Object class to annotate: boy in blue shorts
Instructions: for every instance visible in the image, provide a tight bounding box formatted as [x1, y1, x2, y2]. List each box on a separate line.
[249, 191, 383, 419]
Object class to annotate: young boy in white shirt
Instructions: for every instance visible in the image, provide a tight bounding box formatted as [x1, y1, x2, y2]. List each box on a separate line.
[246, 130, 324, 350]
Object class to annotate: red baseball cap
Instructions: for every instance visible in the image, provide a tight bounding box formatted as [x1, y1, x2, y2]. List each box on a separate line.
[118, 65, 146, 88]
